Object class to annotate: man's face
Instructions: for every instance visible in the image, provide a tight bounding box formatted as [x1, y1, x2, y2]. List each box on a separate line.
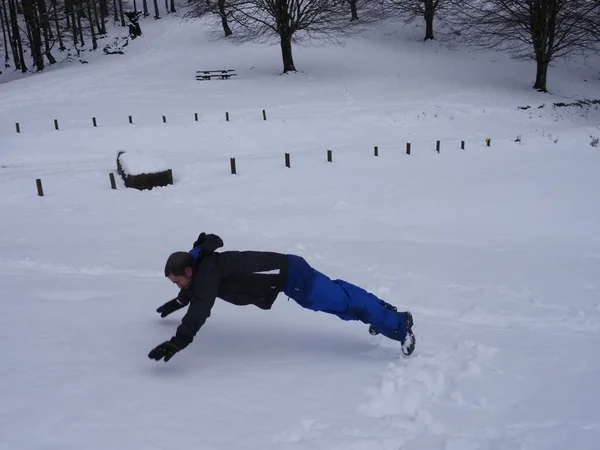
[168, 267, 193, 289]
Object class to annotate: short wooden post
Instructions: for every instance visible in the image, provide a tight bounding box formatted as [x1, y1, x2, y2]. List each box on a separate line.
[230, 157, 236, 175]
[327, 149, 332, 162]
[15, 123, 20, 133]
[36, 179, 44, 197]
[195, 113, 199, 122]
[109, 173, 117, 189]
[436, 140, 440, 153]
[128, 115, 133, 124]
[461, 140, 465, 150]
[486, 138, 491, 147]
[54, 119, 59, 130]
[93, 117, 97, 127]
[262, 110, 267, 121]
[226, 112, 229, 122]
[162, 115, 167, 123]
[285, 153, 290, 168]
[374, 146, 379, 157]
[167, 169, 173, 184]
[406, 143, 411, 155]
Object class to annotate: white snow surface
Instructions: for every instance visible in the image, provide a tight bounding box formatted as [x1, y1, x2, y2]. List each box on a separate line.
[1, 11, 600, 450]
[118, 150, 171, 175]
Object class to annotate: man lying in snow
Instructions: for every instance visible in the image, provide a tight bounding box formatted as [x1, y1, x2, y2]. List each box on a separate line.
[148, 233, 415, 362]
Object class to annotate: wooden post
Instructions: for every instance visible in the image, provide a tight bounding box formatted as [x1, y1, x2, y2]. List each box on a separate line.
[436, 140, 440, 153]
[93, 117, 97, 127]
[327, 149, 332, 162]
[285, 153, 290, 168]
[262, 110, 267, 121]
[226, 112, 229, 122]
[129, 115, 133, 124]
[15, 123, 20, 133]
[486, 138, 491, 147]
[162, 115, 167, 123]
[230, 157, 236, 175]
[167, 169, 173, 184]
[461, 140, 465, 150]
[54, 119, 59, 130]
[406, 143, 411, 155]
[195, 113, 199, 122]
[36, 179, 44, 196]
[109, 173, 117, 189]
[374, 146, 378, 157]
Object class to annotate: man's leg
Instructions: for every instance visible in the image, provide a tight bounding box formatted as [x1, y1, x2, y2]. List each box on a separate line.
[283, 255, 415, 355]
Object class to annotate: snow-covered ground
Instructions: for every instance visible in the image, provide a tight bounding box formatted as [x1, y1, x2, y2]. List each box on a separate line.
[1, 11, 600, 450]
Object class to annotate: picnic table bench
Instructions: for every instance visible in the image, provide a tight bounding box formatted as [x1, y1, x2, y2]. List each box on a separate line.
[195, 69, 237, 80]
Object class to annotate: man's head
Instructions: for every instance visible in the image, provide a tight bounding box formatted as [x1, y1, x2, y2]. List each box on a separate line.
[165, 252, 194, 289]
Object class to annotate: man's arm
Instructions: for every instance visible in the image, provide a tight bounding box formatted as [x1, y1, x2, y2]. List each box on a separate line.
[149, 258, 221, 362]
[155, 289, 193, 318]
[176, 263, 220, 341]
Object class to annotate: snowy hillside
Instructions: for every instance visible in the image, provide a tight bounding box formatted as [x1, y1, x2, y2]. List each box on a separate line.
[1, 11, 600, 450]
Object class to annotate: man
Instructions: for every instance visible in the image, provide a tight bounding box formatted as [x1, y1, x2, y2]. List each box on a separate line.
[148, 233, 415, 363]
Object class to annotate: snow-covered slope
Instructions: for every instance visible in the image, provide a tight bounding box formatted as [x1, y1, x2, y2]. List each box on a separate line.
[1, 12, 599, 450]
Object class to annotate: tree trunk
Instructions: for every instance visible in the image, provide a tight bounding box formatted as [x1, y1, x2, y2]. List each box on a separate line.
[152, 0, 160, 19]
[2, 0, 19, 68]
[71, 7, 78, 47]
[279, 34, 296, 73]
[92, 0, 103, 35]
[51, 0, 65, 50]
[113, 0, 117, 22]
[8, 0, 26, 71]
[65, 0, 71, 29]
[218, 0, 231, 36]
[0, 0, 10, 67]
[169, 0, 175, 13]
[87, 2, 97, 49]
[99, 0, 108, 18]
[424, 0, 435, 41]
[276, 0, 296, 73]
[143, 0, 148, 17]
[530, 0, 557, 92]
[38, 0, 56, 64]
[533, 57, 548, 92]
[164, 0, 167, 14]
[119, 0, 125, 25]
[349, 0, 358, 21]
[22, 0, 44, 70]
[77, 4, 84, 46]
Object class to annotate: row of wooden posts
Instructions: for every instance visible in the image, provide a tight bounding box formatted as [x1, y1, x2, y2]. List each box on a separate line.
[33, 141, 491, 196]
[229, 141, 488, 174]
[13, 110, 269, 133]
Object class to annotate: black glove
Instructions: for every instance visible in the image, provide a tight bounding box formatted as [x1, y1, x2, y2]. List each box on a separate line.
[156, 298, 185, 318]
[148, 333, 192, 362]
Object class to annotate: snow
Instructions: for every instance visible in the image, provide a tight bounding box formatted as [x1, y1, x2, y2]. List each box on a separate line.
[117, 150, 171, 175]
[1, 11, 600, 450]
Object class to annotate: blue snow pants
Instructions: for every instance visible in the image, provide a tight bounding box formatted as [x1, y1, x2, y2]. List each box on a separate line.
[282, 254, 409, 342]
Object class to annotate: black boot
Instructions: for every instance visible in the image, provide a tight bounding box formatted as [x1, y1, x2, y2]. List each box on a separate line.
[369, 311, 416, 356]
[400, 312, 415, 356]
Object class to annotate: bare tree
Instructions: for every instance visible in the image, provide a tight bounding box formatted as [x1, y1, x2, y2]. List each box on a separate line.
[184, 0, 235, 36]
[228, 0, 359, 73]
[344, 0, 384, 21]
[450, 0, 600, 92]
[384, 0, 448, 40]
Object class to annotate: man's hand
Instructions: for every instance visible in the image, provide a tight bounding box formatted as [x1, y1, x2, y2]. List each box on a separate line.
[156, 298, 185, 318]
[148, 334, 192, 362]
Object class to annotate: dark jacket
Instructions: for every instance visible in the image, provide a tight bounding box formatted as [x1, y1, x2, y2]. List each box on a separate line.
[175, 241, 289, 341]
